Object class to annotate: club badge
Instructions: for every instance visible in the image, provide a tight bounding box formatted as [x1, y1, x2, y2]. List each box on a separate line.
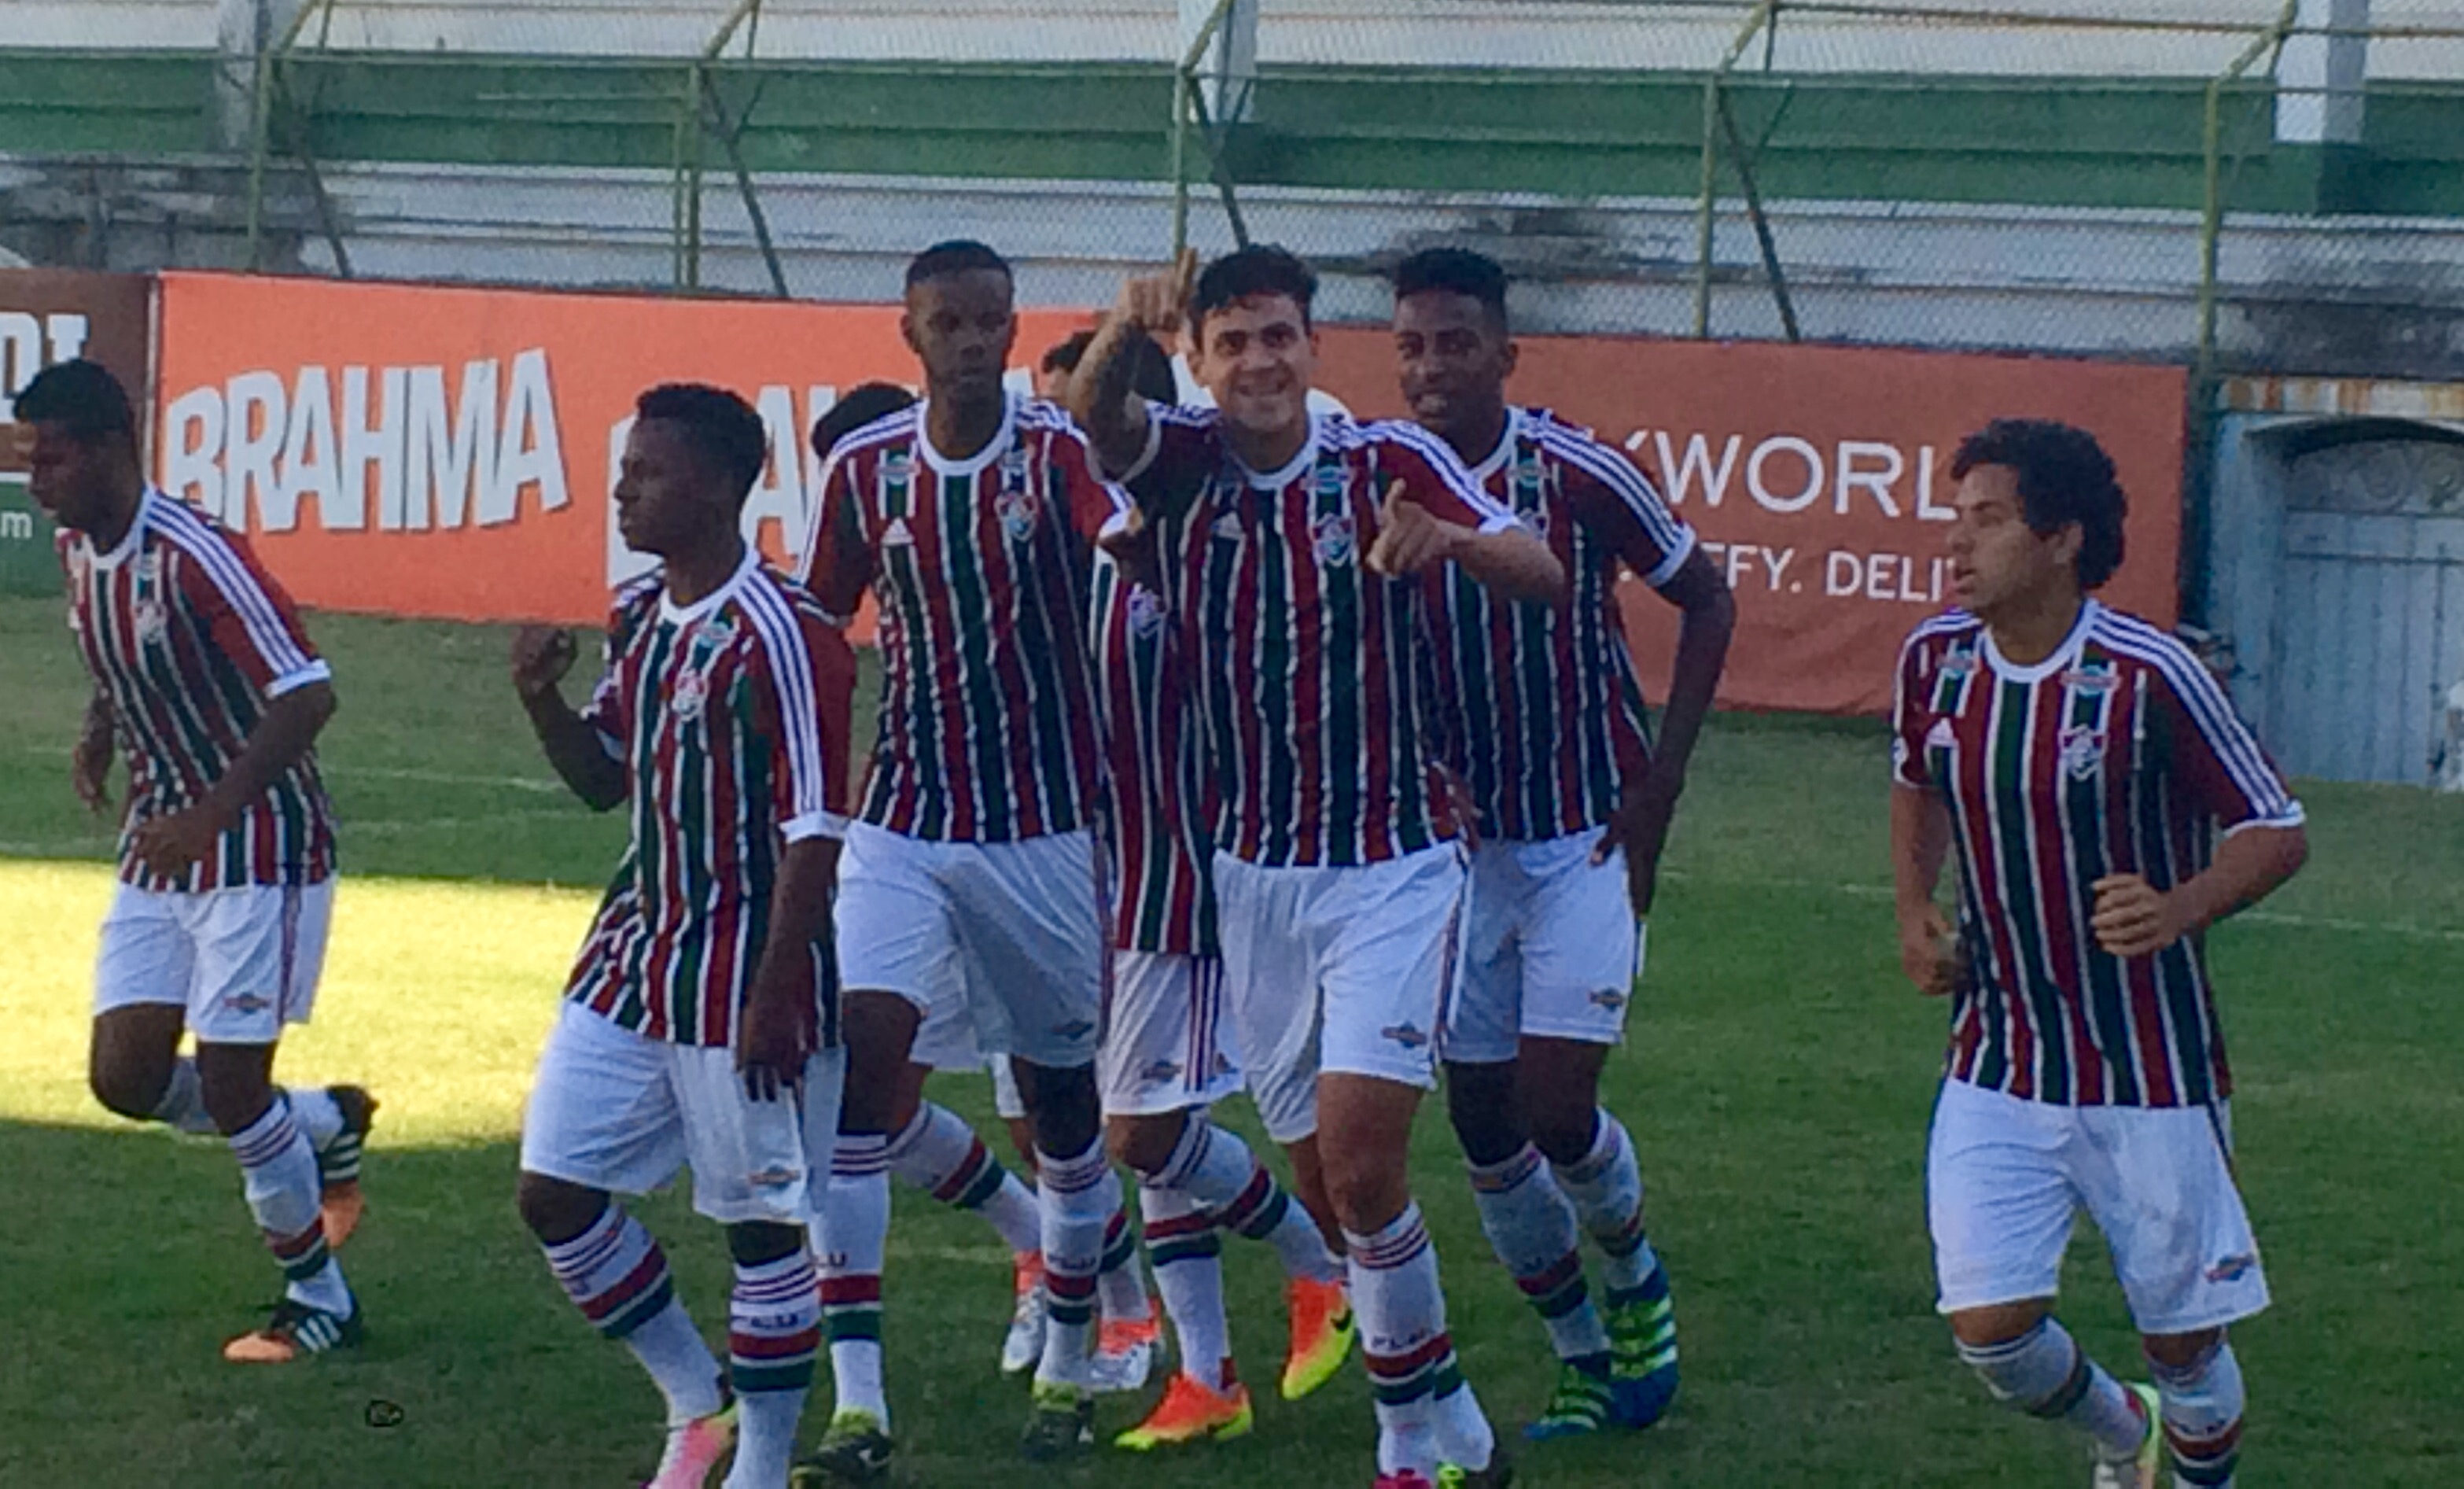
[1312, 510, 1357, 568]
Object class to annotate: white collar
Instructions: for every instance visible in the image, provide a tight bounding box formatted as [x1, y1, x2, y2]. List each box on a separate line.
[658, 544, 760, 625]
[1239, 413, 1321, 491]
[915, 391, 1017, 479]
[1464, 407, 1525, 484]
[1981, 599, 2099, 684]
[86, 488, 160, 570]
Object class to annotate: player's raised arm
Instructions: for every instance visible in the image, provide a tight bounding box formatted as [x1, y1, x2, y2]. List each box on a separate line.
[512, 622, 627, 812]
[1067, 249, 1196, 486]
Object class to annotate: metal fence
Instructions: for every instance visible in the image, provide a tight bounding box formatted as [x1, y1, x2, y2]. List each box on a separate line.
[213, 0, 2464, 390]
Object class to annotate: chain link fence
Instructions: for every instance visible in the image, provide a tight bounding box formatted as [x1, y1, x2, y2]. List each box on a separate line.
[3, 0, 2445, 384]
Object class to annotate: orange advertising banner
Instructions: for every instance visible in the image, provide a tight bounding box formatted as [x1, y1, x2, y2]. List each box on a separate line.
[153, 271, 1088, 628]
[154, 272, 2184, 715]
[1313, 330, 2186, 716]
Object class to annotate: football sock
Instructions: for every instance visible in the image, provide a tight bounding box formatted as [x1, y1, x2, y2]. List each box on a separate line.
[816, 1134, 891, 1430]
[1096, 1201, 1155, 1325]
[149, 1057, 219, 1135]
[725, 1250, 820, 1489]
[1152, 1116, 1344, 1284]
[1140, 1182, 1231, 1391]
[2153, 1338, 2244, 1488]
[1035, 1137, 1116, 1389]
[287, 1085, 344, 1152]
[883, 1100, 1043, 1255]
[542, 1204, 724, 1425]
[1468, 1143, 1611, 1366]
[1349, 1203, 1494, 1476]
[1552, 1110, 1663, 1302]
[229, 1095, 351, 1316]
[1958, 1318, 2149, 1461]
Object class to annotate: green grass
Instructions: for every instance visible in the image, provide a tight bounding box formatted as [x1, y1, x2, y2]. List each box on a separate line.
[2, 594, 2460, 1486]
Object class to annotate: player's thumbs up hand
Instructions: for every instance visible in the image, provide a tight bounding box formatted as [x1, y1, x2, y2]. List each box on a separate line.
[1367, 480, 1455, 577]
[510, 625, 576, 702]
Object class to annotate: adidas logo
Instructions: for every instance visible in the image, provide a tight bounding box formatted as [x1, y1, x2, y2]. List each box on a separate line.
[1925, 718, 1955, 750]
[1210, 512, 1243, 541]
[882, 517, 915, 547]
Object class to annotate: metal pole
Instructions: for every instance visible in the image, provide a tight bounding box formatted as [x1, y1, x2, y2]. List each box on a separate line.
[1171, 0, 1238, 256]
[2197, 0, 2298, 385]
[1693, 0, 1777, 338]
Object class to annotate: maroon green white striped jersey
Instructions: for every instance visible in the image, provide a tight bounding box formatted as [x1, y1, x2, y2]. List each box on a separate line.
[61, 491, 337, 893]
[1090, 547, 1215, 956]
[1120, 405, 1518, 868]
[566, 551, 856, 1049]
[1891, 600, 2304, 1108]
[1420, 407, 1696, 842]
[798, 395, 1121, 842]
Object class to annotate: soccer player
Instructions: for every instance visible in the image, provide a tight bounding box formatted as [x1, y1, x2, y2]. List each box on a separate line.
[1071, 245, 1565, 1489]
[1389, 247, 1734, 1439]
[1891, 419, 2306, 1489]
[1086, 534, 1356, 1450]
[511, 383, 853, 1489]
[20, 359, 374, 1365]
[793, 239, 1129, 1473]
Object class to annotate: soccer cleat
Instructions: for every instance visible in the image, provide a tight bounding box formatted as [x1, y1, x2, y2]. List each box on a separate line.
[1114, 1372, 1254, 1450]
[316, 1085, 378, 1249]
[1088, 1312, 1163, 1395]
[645, 1402, 737, 1489]
[1604, 1284, 1679, 1428]
[2090, 1384, 2164, 1489]
[1524, 1359, 1618, 1440]
[791, 1408, 893, 1487]
[1436, 1452, 1515, 1488]
[1019, 1378, 1096, 1461]
[221, 1296, 364, 1363]
[1002, 1251, 1047, 1376]
[1280, 1274, 1357, 1401]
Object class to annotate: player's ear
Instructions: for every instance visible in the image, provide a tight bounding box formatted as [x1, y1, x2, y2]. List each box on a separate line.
[1499, 338, 1519, 381]
[898, 308, 921, 357]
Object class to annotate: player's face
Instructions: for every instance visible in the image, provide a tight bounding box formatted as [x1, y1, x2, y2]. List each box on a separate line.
[903, 269, 1017, 404]
[20, 421, 115, 534]
[1190, 293, 1316, 441]
[1947, 463, 2080, 618]
[1035, 363, 1071, 401]
[613, 419, 724, 558]
[1393, 290, 1514, 436]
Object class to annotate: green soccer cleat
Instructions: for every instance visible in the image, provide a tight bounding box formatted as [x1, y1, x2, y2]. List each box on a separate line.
[792, 1409, 893, 1487]
[1020, 1379, 1096, 1461]
[1604, 1278, 1680, 1428]
[2090, 1384, 2164, 1489]
[1436, 1448, 1515, 1487]
[1525, 1359, 1618, 1441]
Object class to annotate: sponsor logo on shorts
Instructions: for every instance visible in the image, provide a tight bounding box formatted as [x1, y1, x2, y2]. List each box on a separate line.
[1137, 1058, 1182, 1086]
[1588, 987, 1629, 1012]
[746, 1166, 804, 1189]
[1053, 1019, 1096, 1041]
[1380, 1022, 1429, 1050]
[223, 992, 272, 1015]
[2205, 1252, 2258, 1284]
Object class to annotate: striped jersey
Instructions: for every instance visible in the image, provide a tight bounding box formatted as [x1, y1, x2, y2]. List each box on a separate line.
[799, 394, 1120, 842]
[566, 550, 856, 1049]
[1120, 405, 1519, 867]
[1421, 407, 1697, 842]
[1090, 548, 1215, 956]
[61, 490, 337, 893]
[1891, 600, 2305, 1108]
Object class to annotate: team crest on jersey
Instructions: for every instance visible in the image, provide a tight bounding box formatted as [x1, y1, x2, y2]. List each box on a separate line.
[1312, 510, 1357, 568]
[132, 597, 170, 645]
[670, 668, 709, 721]
[2058, 724, 2105, 780]
[1126, 584, 1167, 638]
[995, 486, 1041, 544]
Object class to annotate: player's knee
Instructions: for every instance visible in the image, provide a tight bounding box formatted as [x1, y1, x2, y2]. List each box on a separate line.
[1105, 1111, 1184, 1178]
[194, 1057, 274, 1137]
[1524, 1102, 1600, 1170]
[87, 1052, 166, 1122]
[1442, 1063, 1524, 1167]
[516, 1170, 606, 1244]
[725, 1220, 805, 1267]
[2142, 1325, 2223, 1373]
[1023, 1063, 1100, 1157]
[1947, 1299, 2053, 1354]
[1320, 1154, 1409, 1237]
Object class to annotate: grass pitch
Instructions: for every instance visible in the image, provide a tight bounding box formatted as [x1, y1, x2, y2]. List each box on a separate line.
[2, 595, 2458, 1486]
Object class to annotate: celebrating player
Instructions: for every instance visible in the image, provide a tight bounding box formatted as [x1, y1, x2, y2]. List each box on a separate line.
[1891, 419, 2306, 1489]
[1391, 247, 1734, 1440]
[1071, 245, 1563, 1489]
[511, 383, 853, 1489]
[21, 359, 374, 1365]
[793, 239, 1129, 1473]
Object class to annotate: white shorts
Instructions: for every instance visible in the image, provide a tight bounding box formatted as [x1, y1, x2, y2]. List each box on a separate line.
[835, 823, 1104, 1069]
[92, 879, 334, 1045]
[520, 1002, 845, 1227]
[1098, 952, 1244, 1117]
[1928, 1077, 2270, 1336]
[1443, 827, 1645, 1065]
[1213, 842, 1468, 1144]
[911, 996, 1029, 1122]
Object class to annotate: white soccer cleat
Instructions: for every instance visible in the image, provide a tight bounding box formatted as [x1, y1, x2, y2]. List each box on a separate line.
[1088, 1314, 1162, 1395]
[1002, 1251, 1047, 1376]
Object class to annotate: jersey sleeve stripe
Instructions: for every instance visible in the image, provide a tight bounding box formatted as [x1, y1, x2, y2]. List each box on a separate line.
[2096, 614, 2301, 823]
[1536, 424, 1694, 558]
[741, 577, 831, 833]
[152, 499, 320, 684]
[1639, 526, 1696, 589]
